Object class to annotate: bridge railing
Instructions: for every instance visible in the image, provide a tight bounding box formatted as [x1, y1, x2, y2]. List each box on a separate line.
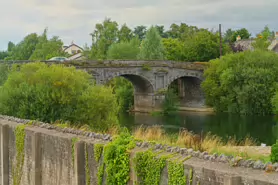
[0, 60, 209, 71]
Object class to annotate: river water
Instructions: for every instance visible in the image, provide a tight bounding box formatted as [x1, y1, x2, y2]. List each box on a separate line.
[119, 111, 278, 146]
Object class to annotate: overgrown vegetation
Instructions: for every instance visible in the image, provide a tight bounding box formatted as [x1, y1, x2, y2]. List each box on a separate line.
[13, 124, 27, 185]
[168, 160, 186, 185]
[100, 129, 135, 184]
[133, 126, 265, 161]
[94, 144, 104, 163]
[271, 140, 278, 163]
[162, 88, 180, 115]
[71, 137, 79, 166]
[0, 62, 119, 131]
[202, 50, 278, 115]
[134, 150, 166, 185]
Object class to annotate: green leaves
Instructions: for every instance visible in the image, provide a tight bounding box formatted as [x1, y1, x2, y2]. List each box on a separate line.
[134, 150, 166, 185]
[271, 140, 278, 163]
[138, 26, 164, 60]
[0, 62, 119, 131]
[202, 50, 278, 115]
[103, 130, 135, 185]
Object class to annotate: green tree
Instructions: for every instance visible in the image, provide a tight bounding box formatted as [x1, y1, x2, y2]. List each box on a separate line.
[252, 26, 272, 50]
[0, 64, 9, 86]
[162, 38, 184, 61]
[0, 62, 119, 131]
[184, 30, 230, 61]
[224, 28, 235, 43]
[30, 29, 66, 60]
[232, 28, 251, 42]
[133, 25, 147, 41]
[118, 24, 133, 42]
[107, 37, 140, 60]
[0, 51, 8, 60]
[202, 50, 278, 115]
[7, 41, 15, 52]
[155, 25, 168, 38]
[138, 26, 164, 60]
[162, 88, 179, 115]
[90, 18, 119, 60]
[6, 33, 39, 60]
[107, 77, 134, 112]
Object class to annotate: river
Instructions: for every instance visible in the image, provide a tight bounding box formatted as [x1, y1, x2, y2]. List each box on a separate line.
[119, 111, 278, 146]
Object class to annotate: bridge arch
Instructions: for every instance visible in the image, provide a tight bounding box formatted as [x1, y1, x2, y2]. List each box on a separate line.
[106, 73, 155, 94]
[167, 74, 205, 108]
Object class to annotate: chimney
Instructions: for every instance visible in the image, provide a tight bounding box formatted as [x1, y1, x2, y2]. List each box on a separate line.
[236, 35, 241, 41]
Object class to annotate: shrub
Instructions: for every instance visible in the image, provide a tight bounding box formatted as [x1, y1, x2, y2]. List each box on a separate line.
[0, 62, 119, 131]
[162, 88, 180, 115]
[202, 50, 278, 115]
[271, 140, 278, 163]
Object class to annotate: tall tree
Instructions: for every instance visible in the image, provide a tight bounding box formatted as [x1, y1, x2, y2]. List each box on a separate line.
[7, 41, 15, 52]
[162, 38, 184, 61]
[138, 26, 164, 60]
[107, 37, 140, 60]
[5, 33, 39, 60]
[155, 25, 168, 38]
[133, 26, 147, 41]
[252, 25, 272, 50]
[232, 28, 251, 42]
[118, 24, 133, 42]
[30, 29, 66, 60]
[90, 18, 119, 60]
[224, 29, 235, 43]
[184, 30, 230, 61]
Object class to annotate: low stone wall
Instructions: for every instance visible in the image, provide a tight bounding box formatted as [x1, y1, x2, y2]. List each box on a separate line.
[0, 116, 277, 185]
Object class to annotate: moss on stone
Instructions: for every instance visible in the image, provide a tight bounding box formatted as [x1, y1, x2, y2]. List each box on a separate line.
[13, 124, 27, 185]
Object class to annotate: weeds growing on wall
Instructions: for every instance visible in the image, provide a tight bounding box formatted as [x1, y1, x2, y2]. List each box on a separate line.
[85, 144, 91, 185]
[13, 124, 26, 185]
[168, 161, 186, 185]
[134, 150, 166, 185]
[94, 144, 104, 163]
[101, 128, 135, 185]
[71, 137, 79, 167]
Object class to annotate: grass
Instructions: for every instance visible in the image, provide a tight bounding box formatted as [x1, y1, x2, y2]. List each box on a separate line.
[53, 121, 270, 162]
[133, 125, 270, 162]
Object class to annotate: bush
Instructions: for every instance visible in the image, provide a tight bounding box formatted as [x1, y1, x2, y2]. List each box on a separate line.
[202, 50, 278, 115]
[162, 88, 179, 115]
[0, 62, 119, 131]
[107, 77, 134, 112]
[271, 140, 278, 163]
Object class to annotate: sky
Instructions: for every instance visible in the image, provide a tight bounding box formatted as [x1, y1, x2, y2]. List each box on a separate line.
[0, 0, 277, 50]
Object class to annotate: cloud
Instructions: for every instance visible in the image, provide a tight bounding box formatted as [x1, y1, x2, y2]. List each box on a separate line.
[0, 0, 277, 50]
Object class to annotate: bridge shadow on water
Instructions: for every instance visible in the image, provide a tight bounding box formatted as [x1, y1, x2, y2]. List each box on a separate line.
[119, 111, 278, 146]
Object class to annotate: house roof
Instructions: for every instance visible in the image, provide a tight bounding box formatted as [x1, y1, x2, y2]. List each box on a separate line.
[63, 43, 84, 51]
[234, 38, 278, 52]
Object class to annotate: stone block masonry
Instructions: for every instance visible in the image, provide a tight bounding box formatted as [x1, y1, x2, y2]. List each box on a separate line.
[0, 116, 277, 185]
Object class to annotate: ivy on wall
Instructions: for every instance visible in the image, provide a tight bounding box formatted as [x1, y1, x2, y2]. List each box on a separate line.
[168, 161, 186, 185]
[85, 144, 91, 185]
[94, 144, 104, 163]
[97, 129, 135, 185]
[13, 124, 27, 185]
[134, 150, 167, 185]
[71, 137, 79, 167]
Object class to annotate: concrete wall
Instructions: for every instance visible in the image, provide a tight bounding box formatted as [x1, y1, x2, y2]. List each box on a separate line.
[0, 118, 277, 185]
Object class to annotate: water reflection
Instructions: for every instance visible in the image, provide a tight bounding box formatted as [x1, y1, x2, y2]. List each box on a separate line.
[119, 111, 278, 145]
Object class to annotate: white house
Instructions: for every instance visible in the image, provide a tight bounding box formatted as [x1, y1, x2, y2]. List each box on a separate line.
[63, 42, 85, 60]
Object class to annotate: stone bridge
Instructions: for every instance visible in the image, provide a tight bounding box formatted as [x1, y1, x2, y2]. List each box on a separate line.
[5, 60, 208, 112]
